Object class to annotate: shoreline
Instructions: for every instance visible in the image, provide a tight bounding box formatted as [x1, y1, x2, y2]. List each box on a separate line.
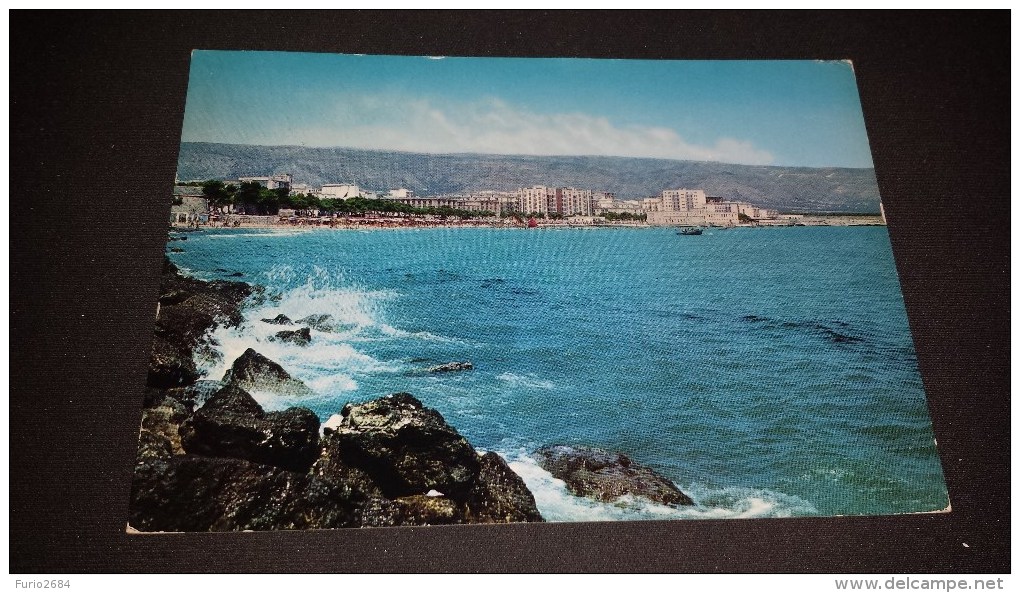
[174, 214, 885, 232]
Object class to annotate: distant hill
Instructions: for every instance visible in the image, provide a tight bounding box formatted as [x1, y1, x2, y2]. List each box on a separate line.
[177, 142, 882, 213]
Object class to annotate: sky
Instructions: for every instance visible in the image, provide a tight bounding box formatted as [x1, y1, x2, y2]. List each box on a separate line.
[180, 51, 876, 169]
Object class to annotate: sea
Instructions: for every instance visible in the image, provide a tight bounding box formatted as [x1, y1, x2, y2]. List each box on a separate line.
[166, 225, 949, 521]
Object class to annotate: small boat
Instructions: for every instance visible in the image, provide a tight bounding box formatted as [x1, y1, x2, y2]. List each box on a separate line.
[677, 226, 703, 235]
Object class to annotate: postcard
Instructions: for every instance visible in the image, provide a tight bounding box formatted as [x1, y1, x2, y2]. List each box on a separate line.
[129, 51, 948, 531]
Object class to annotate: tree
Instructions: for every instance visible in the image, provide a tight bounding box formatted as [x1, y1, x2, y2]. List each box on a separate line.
[235, 181, 262, 214]
[202, 180, 233, 211]
[258, 187, 281, 214]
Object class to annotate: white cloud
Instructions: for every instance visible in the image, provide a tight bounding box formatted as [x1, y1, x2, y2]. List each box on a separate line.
[283, 96, 775, 165]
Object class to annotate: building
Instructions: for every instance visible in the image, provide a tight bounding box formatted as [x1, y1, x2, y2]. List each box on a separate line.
[645, 188, 736, 226]
[596, 199, 644, 216]
[387, 188, 415, 199]
[170, 190, 209, 226]
[660, 188, 707, 211]
[517, 186, 552, 215]
[555, 187, 594, 216]
[385, 196, 455, 209]
[384, 195, 501, 216]
[320, 184, 363, 199]
[514, 186, 597, 216]
[644, 188, 778, 226]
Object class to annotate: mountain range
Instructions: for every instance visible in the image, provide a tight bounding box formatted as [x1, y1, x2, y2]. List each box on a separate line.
[177, 142, 882, 213]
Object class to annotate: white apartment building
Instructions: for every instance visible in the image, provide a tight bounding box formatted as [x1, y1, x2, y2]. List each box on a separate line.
[387, 188, 415, 199]
[320, 184, 363, 199]
[556, 187, 594, 216]
[515, 186, 596, 216]
[660, 188, 707, 211]
[641, 197, 662, 212]
[517, 186, 552, 215]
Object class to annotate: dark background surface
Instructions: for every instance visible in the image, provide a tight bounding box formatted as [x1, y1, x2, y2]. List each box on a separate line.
[10, 11, 1009, 573]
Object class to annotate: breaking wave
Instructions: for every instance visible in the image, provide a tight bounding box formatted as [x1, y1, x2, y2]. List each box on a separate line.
[502, 450, 818, 522]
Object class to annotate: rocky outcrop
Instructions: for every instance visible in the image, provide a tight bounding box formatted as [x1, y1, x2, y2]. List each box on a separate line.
[131, 388, 544, 531]
[272, 327, 311, 346]
[148, 334, 200, 388]
[427, 361, 474, 373]
[535, 444, 694, 507]
[312, 393, 544, 527]
[148, 258, 255, 388]
[221, 348, 313, 396]
[260, 314, 293, 325]
[136, 396, 189, 463]
[134, 257, 542, 531]
[164, 380, 224, 412]
[296, 314, 339, 332]
[465, 452, 545, 523]
[324, 393, 481, 498]
[130, 455, 364, 532]
[179, 383, 320, 472]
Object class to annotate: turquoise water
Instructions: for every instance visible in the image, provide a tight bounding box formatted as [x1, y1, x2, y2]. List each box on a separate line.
[168, 225, 949, 521]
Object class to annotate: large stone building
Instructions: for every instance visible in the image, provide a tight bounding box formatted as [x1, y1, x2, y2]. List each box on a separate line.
[644, 188, 777, 226]
[170, 187, 209, 226]
[385, 195, 501, 216]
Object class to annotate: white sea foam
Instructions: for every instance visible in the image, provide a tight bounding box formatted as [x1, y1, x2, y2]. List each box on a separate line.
[197, 267, 411, 399]
[496, 372, 556, 390]
[502, 450, 818, 522]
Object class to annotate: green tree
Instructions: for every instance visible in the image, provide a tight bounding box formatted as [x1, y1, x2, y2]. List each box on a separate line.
[202, 180, 233, 210]
[235, 181, 262, 214]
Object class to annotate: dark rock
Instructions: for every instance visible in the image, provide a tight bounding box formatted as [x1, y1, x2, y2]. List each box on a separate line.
[132, 390, 545, 530]
[272, 327, 312, 346]
[391, 495, 461, 525]
[311, 432, 386, 498]
[147, 258, 256, 390]
[221, 348, 313, 396]
[261, 314, 293, 325]
[148, 334, 200, 389]
[136, 429, 175, 464]
[199, 383, 264, 415]
[179, 383, 320, 472]
[295, 314, 338, 332]
[135, 395, 189, 464]
[328, 393, 481, 499]
[427, 361, 474, 373]
[142, 386, 169, 408]
[227, 272, 244, 277]
[169, 247, 185, 253]
[158, 290, 191, 306]
[165, 379, 225, 411]
[466, 452, 544, 523]
[351, 493, 464, 528]
[535, 444, 694, 507]
[129, 455, 362, 532]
